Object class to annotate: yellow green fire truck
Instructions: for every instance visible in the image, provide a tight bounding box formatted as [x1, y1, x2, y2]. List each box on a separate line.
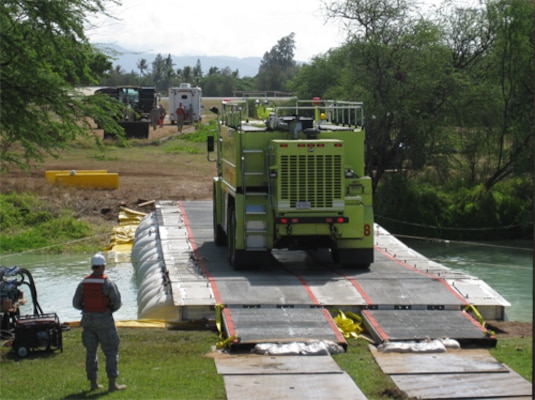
[207, 99, 374, 269]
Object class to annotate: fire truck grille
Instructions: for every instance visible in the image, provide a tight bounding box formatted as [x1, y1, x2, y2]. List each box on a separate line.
[280, 155, 342, 208]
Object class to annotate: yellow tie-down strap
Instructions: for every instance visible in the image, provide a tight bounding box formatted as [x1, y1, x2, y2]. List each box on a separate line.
[214, 304, 238, 349]
[333, 309, 364, 338]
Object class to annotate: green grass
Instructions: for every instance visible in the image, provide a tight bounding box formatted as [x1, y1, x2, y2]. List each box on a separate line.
[490, 336, 533, 381]
[1, 327, 530, 400]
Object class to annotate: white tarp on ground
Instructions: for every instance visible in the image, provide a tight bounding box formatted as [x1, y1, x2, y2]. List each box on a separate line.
[253, 340, 345, 356]
[378, 337, 461, 353]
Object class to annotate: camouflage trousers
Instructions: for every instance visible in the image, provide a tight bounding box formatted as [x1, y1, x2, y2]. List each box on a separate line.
[81, 312, 120, 380]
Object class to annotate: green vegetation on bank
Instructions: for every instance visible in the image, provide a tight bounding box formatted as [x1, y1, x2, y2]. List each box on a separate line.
[0, 192, 101, 254]
[375, 174, 533, 240]
[0, 327, 531, 399]
[0, 126, 214, 255]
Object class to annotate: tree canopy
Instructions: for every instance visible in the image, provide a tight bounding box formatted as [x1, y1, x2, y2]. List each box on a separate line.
[0, 0, 118, 171]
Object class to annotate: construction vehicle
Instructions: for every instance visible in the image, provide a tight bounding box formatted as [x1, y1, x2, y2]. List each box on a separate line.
[95, 85, 157, 138]
[207, 99, 374, 269]
[168, 83, 202, 125]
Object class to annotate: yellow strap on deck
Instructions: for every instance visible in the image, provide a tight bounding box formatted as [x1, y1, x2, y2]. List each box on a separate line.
[333, 309, 364, 338]
[214, 304, 237, 349]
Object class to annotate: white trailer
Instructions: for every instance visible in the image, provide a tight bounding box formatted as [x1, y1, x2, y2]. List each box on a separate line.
[168, 83, 202, 124]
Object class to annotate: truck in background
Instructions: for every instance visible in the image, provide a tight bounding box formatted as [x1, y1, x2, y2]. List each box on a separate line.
[95, 85, 157, 138]
[168, 83, 202, 125]
[207, 98, 374, 270]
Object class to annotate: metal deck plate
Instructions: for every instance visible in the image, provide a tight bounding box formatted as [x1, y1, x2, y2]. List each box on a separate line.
[214, 354, 342, 375]
[216, 355, 365, 400]
[370, 347, 508, 374]
[223, 307, 345, 345]
[223, 372, 366, 400]
[390, 367, 532, 399]
[362, 309, 489, 343]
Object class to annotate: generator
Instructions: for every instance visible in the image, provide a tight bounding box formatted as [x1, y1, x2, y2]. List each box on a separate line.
[13, 313, 63, 357]
[1, 266, 64, 357]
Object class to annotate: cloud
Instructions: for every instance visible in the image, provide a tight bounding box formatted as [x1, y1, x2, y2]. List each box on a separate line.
[86, 0, 345, 61]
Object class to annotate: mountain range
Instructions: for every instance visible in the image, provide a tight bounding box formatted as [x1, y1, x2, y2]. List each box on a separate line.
[99, 44, 262, 78]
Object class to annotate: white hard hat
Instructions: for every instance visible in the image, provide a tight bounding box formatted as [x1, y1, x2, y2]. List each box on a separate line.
[91, 253, 107, 266]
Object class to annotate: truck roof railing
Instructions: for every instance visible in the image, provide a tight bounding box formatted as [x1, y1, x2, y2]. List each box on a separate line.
[218, 98, 365, 131]
[274, 100, 365, 128]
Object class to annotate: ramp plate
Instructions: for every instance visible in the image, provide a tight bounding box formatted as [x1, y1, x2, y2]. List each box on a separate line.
[362, 309, 492, 344]
[222, 307, 344, 346]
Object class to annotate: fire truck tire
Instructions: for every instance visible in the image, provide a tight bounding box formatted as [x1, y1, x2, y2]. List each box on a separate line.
[16, 346, 29, 358]
[331, 248, 371, 270]
[227, 205, 247, 270]
[213, 191, 227, 246]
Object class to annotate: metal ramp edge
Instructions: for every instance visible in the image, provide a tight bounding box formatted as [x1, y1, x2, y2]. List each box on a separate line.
[361, 309, 496, 346]
[221, 306, 347, 349]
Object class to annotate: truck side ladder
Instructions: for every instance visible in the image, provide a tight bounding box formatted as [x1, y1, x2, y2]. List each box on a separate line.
[241, 148, 269, 251]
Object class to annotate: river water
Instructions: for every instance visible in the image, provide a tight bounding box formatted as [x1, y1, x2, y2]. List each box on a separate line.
[401, 238, 533, 322]
[0, 239, 532, 323]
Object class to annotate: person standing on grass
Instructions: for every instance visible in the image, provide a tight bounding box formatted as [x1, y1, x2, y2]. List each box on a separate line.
[176, 102, 185, 133]
[150, 105, 160, 131]
[158, 103, 166, 128]
[72, 253, 127, 392]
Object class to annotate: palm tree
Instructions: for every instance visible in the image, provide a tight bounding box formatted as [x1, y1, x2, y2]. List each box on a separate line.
[136, 58, 149, 76]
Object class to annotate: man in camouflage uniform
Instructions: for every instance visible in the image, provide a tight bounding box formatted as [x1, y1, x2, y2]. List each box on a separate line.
[73, 253, 126, 392]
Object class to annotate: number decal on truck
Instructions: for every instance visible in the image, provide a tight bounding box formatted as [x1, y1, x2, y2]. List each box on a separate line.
[364, 224, 371, 237]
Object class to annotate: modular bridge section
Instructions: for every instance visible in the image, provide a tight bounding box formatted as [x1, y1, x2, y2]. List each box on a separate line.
[131, 200, 510, 347]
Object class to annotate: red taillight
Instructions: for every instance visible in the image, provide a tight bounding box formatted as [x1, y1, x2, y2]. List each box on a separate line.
[279, 217, 300, 224]
[336, 217, 345, 223]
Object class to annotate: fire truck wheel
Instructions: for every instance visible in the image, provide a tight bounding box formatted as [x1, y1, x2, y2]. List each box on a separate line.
[213, 189, 227, 246]
[227, 205, 247, 270]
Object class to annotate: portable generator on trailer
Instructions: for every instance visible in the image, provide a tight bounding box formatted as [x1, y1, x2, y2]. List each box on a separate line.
[0, 266, 63, 357]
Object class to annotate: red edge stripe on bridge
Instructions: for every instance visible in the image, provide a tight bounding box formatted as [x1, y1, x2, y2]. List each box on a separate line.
[178, 201, 223, 305]
[281, 266, 347, 344]
[373, 245, 488, 335]
[179, 201, 344, 343]
[179, 201, 239, 338]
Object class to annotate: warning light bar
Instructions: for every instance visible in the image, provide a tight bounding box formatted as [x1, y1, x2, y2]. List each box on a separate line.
[276, 216, 348, 224]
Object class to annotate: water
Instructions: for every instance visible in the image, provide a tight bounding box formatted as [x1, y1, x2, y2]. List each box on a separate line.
[401, 239, 533, 322]
[0, 253, 138, 323]
[1, 239, 532, 323]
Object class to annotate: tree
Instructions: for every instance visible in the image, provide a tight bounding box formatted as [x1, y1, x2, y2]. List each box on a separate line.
[136, 58, 149, 76]
[287, 48, 346, 99]
[0, 0, 118, 171]
[445, 0, 534, 189]
[325, 0, 454, 192]
[256, 33, 298, 91]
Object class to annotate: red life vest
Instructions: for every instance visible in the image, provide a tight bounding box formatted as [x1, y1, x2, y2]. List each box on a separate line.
[82, 274, 108, 312]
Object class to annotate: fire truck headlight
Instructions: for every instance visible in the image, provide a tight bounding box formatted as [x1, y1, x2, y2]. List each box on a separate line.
[345, 169, 355, 178]
[269, 170, 277, 178]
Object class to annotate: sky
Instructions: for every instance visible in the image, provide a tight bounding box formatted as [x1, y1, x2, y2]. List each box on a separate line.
[86, 0, 350, 62]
